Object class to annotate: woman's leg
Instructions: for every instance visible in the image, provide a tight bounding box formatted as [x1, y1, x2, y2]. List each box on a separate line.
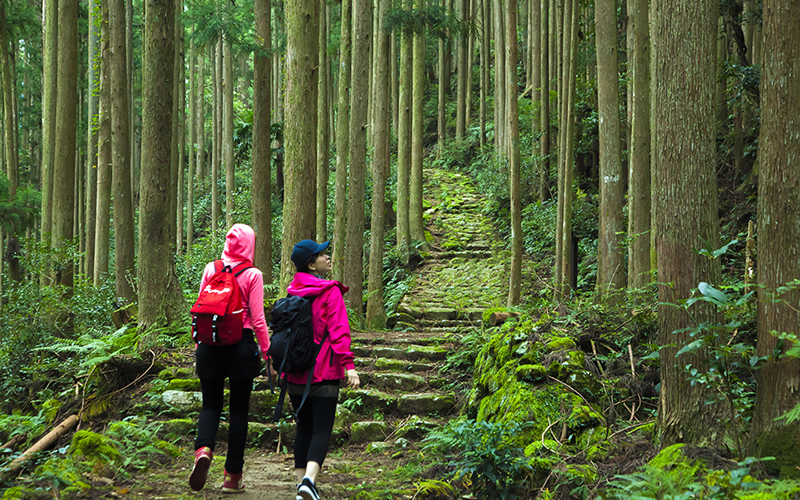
[300, 395, 338, 482]
[290, 392, 315, 480]
[225, 378, 254, 474]
[195, 378, 225, 451]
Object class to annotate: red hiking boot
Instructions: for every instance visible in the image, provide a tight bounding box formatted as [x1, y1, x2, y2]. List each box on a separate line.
[189, 446, 212, 491]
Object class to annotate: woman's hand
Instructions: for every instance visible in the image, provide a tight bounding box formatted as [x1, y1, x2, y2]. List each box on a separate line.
[345, 369, 360, 389]
[265, 357, 278, 380]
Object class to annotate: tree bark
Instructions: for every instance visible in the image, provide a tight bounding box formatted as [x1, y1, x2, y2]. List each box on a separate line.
[479, 0, 488, 146]
[252, 0, 273, 279]
[410, 14, 427, 250]
[195, 47, 205, 181]
[52, 0, 78, 293]
[40, 0, 58, 243]
[332, 0, 351, 284]
[652, 0, 727, 448]
[367, 0, 390, 330]
[397, 28, 411, 262]
[507, 0, 522, 307]
[0, 3, 18, 200]
[281, 0, 320, 288]
[94, 0, 111, 286]
[85, 0, 100, 282]
[211, 40, 221, 233]
[493, 0, 506, 151]
[187, 38, 195, 252]
[538, 0, 549, 201]
[626, 0, 651, 289]
[138, 0, 186, 331]
[595, 0, 625, 300]
[223, 37, 234, 229]
[750, 0, 800, 475]
[345, 0, 369, 315]
[317, 0, 330, 242]
[111, 0, 136, 303]
[455, 0, 468, 140]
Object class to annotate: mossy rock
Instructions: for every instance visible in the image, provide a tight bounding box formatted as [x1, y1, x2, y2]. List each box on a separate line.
[334, 406, 358, 428]
[71, 430, 121, 465]
[406, 345, 449, 362]
[546, 336, 576, 350]
[158, 367, 195, 381]
[153, 439, 181, 458]
[340, 388, 397, 414]
[166, 378, 201, 391]
[568, 405, 603, 430]
[365, 441, 393, 455]
[393, 416, 439, 440]
[477, 382, 565, 443]
[515, 364, 547, 384]
[373, 373, 426, 392]
[351, 421, 389, 444]
[160, 418, 195, 437]
[565, 463, 599, 484]
[754, 422, 800, 478]
[397, 393, 456, 416]
[247, 422, 281, 446]
[648, 443, 703, 478]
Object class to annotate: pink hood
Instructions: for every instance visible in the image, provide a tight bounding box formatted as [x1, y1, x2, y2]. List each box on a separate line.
[199, 223, 270, 359]
[286, 272, 355, 384]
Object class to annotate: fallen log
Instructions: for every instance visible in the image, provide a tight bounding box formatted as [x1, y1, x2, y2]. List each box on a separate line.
[489, 311, 520, 327]
[0, 433, 27, 453]
[2, 415, 79, 479]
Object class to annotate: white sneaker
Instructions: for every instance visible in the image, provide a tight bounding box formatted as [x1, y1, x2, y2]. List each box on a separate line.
[297, 477, 320, 500]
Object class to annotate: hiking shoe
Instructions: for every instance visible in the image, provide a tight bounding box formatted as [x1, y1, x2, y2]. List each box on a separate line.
[189, 446, 212, 491]
[221, 469, 245, 494]
[297, 477, 320, 500]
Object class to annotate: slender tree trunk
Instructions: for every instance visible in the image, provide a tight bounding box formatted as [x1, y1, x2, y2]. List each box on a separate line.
[652, 0, 727, 448]
[224, 37, 234, 229]
[281, 0, 319, 288]
[187, 38, 195, 252]
[507, 0, 522, 307]
[493, 0, 506, 151]
[596, 0, 625, 300]
[410, 12, 427, 250]
[317, 0, 330, 242]
[456, 0, 467, 140]
[177, 25, 185, 255]
[94, 0, 111, 285]
[195, 49, 205, 181]
[397, 28, 411, 262]
[138, 0, 186, 331]
[0, 3, 18, 200]
[41, 0, 58, 243]
[52, 0, 78, 295]
[171, 0, 182, 245]
[465, 0, 474, 128]
[345, 0, 369, 315]
[111, 0, 136, 302]
[252, 0, 273, 279]
[211, 41, 221, 233]
[391, 30, 398, 138]
[367, 0, 390, 329]
[530, 0, 540, 138]
[750, 0, 800, 474]
[627, 0, 651, 289]
[85, 0, 100, 282]
[479, 0, 488, 146]
[437, 7, 447, 153]
[332, 0, 351, 283]
[539, 0, 550, 200]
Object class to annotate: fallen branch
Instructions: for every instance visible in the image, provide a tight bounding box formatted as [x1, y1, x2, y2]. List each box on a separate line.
[0, 433, 27, 453]
[488, 311, 520, 327]
[2, 415, 79, 479]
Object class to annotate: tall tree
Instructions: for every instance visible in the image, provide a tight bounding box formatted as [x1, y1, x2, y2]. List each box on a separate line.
[111, 0, 135, 302]
[40, 0, 58, 243]
[366, 0, 390, 329]
[187, 38, 195, 253]
[211, 41, 220, 233]
[396, 26, 411, 262]
[479, 0, 488, 146]
[281, 0, 319, 287]
[139, 0, 185, 330]
[345, 0, 369, 314]
[223, 36, 234, 229]
[332, 0, 351, 283]
[437, 0, 449, 152]
[85, 0, 100, 282]
[455, 0, 468, 140]
[195, 47, 205, 181]
[316, 0, 329, 242]
[750, 0, 800, 475]
[652, 0, 727, 447]
[507, 0, 522, 307]
[627, 0, 651, 289]
[595, 0, 625, 299]
[538, 0, 549, 200]
[94, 0, 111, 285]
[0, 2, 18, 200]
[409, 8, 427, 250]
[252, 0, 272, 278]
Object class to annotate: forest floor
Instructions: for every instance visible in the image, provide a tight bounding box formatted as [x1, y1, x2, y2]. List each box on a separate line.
[103, 166, 513, 500]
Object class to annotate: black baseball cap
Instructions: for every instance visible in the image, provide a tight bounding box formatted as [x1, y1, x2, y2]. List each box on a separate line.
[291, 240, 331, 270]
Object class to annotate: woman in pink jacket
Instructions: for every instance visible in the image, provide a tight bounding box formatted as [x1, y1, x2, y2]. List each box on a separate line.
[287, 240, 360, 500]
[189, 224, 272, 493]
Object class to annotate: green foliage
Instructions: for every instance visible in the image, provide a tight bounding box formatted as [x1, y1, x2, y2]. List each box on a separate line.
[422, 418, 533, 500]
[0, 175, 40, 235]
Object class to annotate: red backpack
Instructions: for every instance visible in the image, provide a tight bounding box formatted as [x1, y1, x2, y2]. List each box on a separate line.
[191, 261, 252, 346]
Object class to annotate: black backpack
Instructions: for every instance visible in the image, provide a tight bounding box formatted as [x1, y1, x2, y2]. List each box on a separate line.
[267, 294, 328, 422]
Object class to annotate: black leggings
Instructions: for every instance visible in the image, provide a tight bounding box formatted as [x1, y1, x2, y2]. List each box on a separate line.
[195, 378, 253, 474]
[290, 390, 339, 469]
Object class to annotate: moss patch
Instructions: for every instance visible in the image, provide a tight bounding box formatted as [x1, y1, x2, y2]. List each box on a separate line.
[70, 430, 121, 466]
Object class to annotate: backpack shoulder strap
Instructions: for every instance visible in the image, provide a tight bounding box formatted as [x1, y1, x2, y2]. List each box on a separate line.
[233, 263, 253, 277]
[214, 260, 224, 272]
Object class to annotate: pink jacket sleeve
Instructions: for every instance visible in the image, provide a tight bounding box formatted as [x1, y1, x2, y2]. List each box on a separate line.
[243, 270, 270, 360]
[322, 286, 355, 371]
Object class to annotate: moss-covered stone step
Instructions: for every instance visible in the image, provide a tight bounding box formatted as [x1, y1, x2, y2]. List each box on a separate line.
[339, 388, 398, 414]
[425, 250, 493, 261]
[350, 421, 390, 444]
[396, 305, 484, 322]
[396, 392, 458, 416]
[372, 358, 435, 373]
[158, 389, 290, 422]
[351, 335, 449, 346]
[371, 373, 426, 392]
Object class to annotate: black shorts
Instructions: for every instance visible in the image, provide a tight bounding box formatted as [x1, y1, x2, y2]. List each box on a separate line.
[195, 329, 262, 381]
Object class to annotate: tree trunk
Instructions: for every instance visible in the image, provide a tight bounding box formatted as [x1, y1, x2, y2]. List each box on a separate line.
[465, 0, 474, 128]
[750, 0, 800, 475]
[538, 0, 549, 201]
[456, 0, 467, 140]
[651, 0, 727, 448]
[94, 0, 111, 285]
[366, 0, 390, 329]
[410, 14, 427, 250]
[187, 38, 195, 252]
[397, 29, 411, 262]
[595, 0, 625, 300]
[211, 40, 221, 233]
[177, 25, 185, 255]
[627, 0, 651, 289]
[0, 3, 18, 199]
[345, 0, 369, 315]
[52, 0, 78, 294]
[281, 0, 319, 288]
[507, 0, 522, 307]
[85, 0, 100, 282]
[332, 0, 351, 283]
[479, 0, 488, 146]
[252, 0, 273, 279]
[138, 0, 186, 331]
[493, 0, 506, 151]
[224, 37, 234, 229]
[317, 0, 329, 242]
[437, 10, 447, 153]
[111, 0, 136, 303]
[195, 48, 205, 181]
[40, 0, 58, 243]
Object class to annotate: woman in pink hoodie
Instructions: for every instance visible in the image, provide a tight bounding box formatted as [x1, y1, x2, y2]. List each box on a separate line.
[189, 224, 272, 494]
[287, 240, 360, 500]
